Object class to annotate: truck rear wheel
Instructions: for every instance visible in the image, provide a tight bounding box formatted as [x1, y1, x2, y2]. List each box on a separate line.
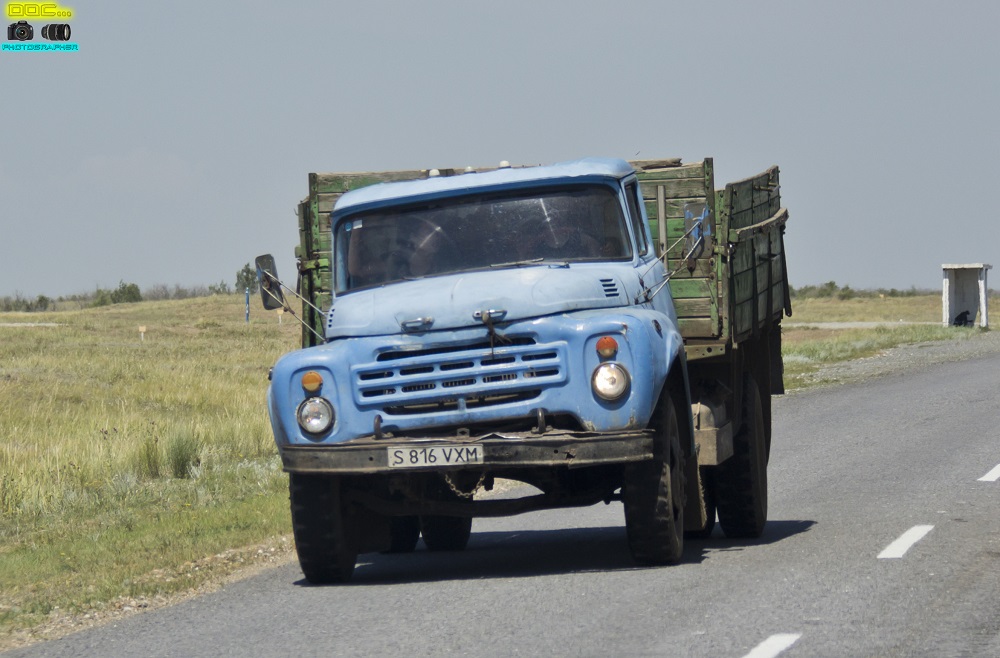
[289, 473, 358, 583]
[715, 375, 768, 538]
[623, 394, 685, 564]
[686, 467, 717, 539]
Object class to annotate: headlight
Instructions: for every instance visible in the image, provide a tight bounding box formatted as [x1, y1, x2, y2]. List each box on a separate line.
[297, 397, 335, 435]
[591, 363, 630, 401]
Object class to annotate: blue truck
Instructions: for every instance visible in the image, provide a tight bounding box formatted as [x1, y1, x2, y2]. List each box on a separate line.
[257, 157, 790, 583]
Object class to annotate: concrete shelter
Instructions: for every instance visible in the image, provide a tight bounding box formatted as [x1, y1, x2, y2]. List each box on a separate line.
[942, 263, 991, 328]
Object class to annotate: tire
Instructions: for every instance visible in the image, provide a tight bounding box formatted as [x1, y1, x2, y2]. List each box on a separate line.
[420, 514, 472, 551]
[384, 516, 421, 553]
[289, 473, 358, 583]
[686, 466, 717, 539]
[715, 374, 768, 538]
[623, 394, 685, 565]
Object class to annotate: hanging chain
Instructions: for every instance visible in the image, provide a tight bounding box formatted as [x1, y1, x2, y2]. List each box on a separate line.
[443, 472, 487, 499]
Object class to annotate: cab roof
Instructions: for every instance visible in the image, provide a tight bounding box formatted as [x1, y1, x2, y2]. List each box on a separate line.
[332, 157, 635, 218]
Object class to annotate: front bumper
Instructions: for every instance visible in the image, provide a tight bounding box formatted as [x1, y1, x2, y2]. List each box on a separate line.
[279, 429, 655, 474]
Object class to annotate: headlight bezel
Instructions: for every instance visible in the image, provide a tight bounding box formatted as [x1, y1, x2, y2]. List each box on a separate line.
[296, 396, 335, 436]
[591, 362, 631, 401]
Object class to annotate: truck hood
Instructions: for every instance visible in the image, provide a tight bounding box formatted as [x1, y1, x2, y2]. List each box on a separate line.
[326, 265, 634, 339]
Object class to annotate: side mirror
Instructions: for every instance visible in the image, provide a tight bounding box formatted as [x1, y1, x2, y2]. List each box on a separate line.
[255, 254, 285, 311]
[683, 202, 712, 261]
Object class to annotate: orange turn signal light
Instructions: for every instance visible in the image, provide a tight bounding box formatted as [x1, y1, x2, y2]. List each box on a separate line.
[596, 336, 618, 359]
[301, 370, 323, 393]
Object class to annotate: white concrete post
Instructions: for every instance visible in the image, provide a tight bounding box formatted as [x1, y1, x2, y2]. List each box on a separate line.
[979, 267, 990, 328]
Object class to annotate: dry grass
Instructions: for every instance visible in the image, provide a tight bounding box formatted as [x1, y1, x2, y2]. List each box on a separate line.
[789, 294, 943, 323]
[0, 295, 299, 640]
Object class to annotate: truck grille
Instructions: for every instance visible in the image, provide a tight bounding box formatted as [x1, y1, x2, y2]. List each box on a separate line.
[353, 338, 567, 417]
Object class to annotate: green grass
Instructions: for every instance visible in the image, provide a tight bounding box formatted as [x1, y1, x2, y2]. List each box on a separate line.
[781, 322, 981, 388]
[0, 295, 299, 639]
[782, 293, 989, 387]
[0, 292, 987, 643]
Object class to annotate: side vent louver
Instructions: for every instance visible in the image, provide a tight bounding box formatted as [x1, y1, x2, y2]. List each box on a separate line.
[600, 279, 620, 298]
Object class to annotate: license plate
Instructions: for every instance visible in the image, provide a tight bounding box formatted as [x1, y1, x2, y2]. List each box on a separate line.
[387, 445, 484, 469]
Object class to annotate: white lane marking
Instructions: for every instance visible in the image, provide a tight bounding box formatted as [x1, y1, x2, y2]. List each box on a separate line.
[742, 633, 802, 658]
[878, 525, 934, 559]
[978, 463, 1000, 482]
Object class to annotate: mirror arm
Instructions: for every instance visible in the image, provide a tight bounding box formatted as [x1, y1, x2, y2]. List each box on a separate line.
[260, 272, 326, 343]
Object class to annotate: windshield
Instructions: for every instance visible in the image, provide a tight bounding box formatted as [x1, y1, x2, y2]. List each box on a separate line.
[333, 184, 632, 292]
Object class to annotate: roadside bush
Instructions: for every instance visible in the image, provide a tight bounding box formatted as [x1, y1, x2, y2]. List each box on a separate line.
[131, 428, 163, 480]
[0, 293, 52, 312]
[789, 282, 934, 300]
[92, 281, 143, 307]
[208, 280, 232, 295]
[166, 429, 202, 479]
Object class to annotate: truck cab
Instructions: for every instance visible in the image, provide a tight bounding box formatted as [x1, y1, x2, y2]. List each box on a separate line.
[269, 158, 686, 449]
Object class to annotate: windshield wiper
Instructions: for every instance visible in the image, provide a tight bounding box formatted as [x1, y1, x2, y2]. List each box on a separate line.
[490, 258, 545, 268]
[490, 258, 570, 269]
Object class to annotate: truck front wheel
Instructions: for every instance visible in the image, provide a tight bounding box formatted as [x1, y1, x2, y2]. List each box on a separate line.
[623, 394, 685, 565]
[715, 374, 768, 538]
[289, 473, 358, 583]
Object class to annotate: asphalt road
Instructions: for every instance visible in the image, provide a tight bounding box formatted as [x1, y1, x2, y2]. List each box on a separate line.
[7, 355, 1000, 657]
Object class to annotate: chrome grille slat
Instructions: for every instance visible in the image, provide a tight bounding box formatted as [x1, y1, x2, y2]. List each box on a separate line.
[352, 340, 567, 414]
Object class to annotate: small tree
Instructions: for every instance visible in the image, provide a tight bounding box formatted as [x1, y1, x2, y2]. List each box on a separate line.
[111, 281, 142, 304]
[235, 263, 258, 294]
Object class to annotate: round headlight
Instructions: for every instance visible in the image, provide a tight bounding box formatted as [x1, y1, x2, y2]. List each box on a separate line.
[297, 397, 335, 435]
[592, 363, 631, 401]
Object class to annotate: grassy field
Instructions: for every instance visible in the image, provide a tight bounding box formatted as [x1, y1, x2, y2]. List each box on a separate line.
[780, 294, 983, 387]
[0, 295, 300, 641]
[787, 294, 944, 323]
[0, 292, 987, 643]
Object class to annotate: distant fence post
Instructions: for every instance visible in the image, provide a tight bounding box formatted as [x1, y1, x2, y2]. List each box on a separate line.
[245, 288, 250, 324]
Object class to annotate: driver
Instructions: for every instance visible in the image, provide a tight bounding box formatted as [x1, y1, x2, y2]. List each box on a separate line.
[520, 205, 601, 260]
[346, 217, 407, 287]
[408, 221, 452, 277]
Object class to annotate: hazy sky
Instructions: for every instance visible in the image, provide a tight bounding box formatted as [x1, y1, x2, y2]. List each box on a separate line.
[2, 0, 997, 298]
